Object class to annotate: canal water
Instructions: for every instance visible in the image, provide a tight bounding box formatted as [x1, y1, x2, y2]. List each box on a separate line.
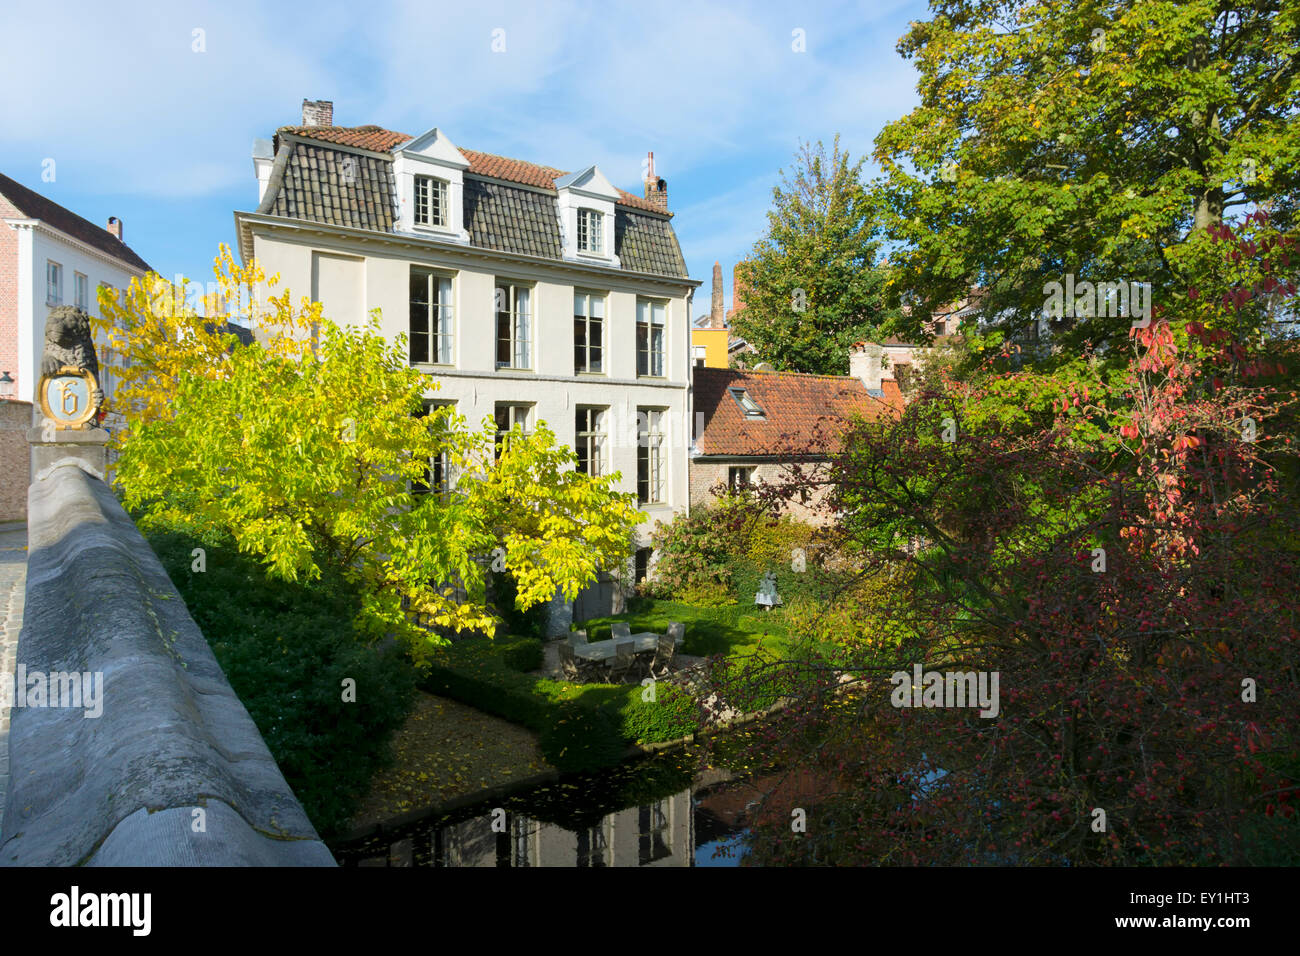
[331, 750, 757, 867]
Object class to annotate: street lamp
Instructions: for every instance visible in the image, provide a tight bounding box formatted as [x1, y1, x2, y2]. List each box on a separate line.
[0, 371, 14, 400]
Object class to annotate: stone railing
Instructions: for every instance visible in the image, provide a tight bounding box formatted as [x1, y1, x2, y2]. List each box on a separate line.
[0, 446, 334, 865]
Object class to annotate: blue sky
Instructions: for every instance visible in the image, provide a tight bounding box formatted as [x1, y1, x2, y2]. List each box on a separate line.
[1, 0, 924, 315]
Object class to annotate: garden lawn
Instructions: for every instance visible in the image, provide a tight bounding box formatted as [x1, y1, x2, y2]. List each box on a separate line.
[579, 599, 796, 659]
[420, 599, 809, 773]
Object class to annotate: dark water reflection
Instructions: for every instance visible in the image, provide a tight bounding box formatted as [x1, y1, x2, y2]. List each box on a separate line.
[332, 752, 755, 867]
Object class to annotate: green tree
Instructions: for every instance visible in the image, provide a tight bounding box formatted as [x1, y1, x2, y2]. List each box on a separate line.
[731, 137, 899, 375]
[115, 313, 641, 661]
[871, 0, 1300, 354]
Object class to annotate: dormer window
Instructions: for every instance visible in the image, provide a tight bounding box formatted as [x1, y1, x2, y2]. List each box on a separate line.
[392, 127, 470, 242]
[414, 176, 448, 228]
[554, 166, 620, 266]
[729, 387, 765, 419]
[577, 209, 602, 254]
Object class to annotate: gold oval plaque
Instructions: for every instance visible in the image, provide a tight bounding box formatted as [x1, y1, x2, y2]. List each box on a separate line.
[37, 365, 100, 429]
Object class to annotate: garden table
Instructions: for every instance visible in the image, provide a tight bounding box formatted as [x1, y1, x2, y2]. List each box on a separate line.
[574, 634, 660, 662]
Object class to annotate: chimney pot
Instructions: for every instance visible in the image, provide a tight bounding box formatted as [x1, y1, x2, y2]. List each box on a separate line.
[106, 217, 122, 241]
[643, 150, 668, 211]
[850, 342, 886, 392]
[729, 262, 748, 318]
[302, 99, 334, 127]
[710, 262, 724, 329]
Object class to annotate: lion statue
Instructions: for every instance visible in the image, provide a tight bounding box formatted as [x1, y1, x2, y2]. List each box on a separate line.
[41, 305, 104, 417]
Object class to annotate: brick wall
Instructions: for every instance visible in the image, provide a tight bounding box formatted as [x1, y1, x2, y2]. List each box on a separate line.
[0, 400, 32, 521]
[0, 193, 19, 400]
[689, 458, 837, 526]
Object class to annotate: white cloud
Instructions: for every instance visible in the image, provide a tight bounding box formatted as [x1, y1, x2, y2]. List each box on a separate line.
[0, 0, 927, 276]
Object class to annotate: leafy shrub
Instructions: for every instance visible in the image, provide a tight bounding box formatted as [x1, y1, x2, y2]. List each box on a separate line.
[491, 571, 552, 639]
[620, 684, 699, 742]
[502, 637, 544, 672]
[145, 526, 417, 838]
[643, 501, 747, 602]
[646, 499, 849, 610]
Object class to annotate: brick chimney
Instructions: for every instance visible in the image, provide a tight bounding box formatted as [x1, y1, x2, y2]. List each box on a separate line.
[710, 262, 724, 329]
[728, 261, 748, 318]
[106, 217, 123, 241]
[302, 99, 333, 127]
[850, 342, 886, 392]
[643, 151, 668, 212]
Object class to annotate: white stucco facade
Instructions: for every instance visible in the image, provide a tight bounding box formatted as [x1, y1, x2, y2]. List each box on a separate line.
[5, 219, 146, 409]
[240, 216, 696, 547]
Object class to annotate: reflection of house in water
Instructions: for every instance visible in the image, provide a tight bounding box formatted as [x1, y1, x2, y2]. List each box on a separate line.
[352, 789, 694, 868]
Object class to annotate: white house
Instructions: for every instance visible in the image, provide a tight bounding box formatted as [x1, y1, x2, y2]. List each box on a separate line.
[0, 172, 151, 409]
[234, 101, 700, 625]
[0, 172, 152, 521]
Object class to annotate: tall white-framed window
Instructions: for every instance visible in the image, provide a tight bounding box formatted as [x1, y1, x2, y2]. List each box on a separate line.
[577, 208, 603, 254]
[410, 268, 454, 365]
[575, 406, 608, 477]
[412, 400, 455, 497]
[636, 299, 666, 377]
[413, 175, 449, 228]
[74, 272, 89, 311]
[494, 402, 533, 458]
[576, 818, 612, 867]
[46, 262, 63, 305]
[496, 283, 532, 369]
[637, 407, 666, 504]
[509, 814, 535, 867]
[574, 292, 605, 374]
[638, 798, 672, 865]
[99, 346, 114, 398]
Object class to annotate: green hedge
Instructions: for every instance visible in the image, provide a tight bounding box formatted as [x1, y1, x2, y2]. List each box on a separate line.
[421, 635, 556, 731]
[502, 637, 545, 672]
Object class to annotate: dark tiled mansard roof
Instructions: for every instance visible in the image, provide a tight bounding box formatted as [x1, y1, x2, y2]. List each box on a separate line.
[265, 143, 397, 233]
[259, 130, 688, 278]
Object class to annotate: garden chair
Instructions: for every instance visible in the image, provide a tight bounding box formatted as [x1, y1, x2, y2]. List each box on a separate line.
[667, 621, 685, 646]
[607, 642, 635, 684]
[649, 633, 677, 679]
[558, 642, 582, 681]
[611, 622, 632, 642]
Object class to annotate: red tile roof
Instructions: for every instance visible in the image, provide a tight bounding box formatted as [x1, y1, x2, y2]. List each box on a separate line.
[279, 125, 670, 214]
[277, 124, 410, 152]
[693, 367, 902, 457]
[459, 148, 565, 189]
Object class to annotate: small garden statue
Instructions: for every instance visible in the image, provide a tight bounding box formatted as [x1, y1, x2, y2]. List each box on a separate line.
[37, 306, 103, 429]
[754, 570, 782, 610]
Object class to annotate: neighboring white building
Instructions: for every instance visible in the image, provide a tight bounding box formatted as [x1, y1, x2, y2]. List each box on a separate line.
[0, 173, 152, 521]
[235, 101, 700, 625]
[0, 171, 151, 411]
